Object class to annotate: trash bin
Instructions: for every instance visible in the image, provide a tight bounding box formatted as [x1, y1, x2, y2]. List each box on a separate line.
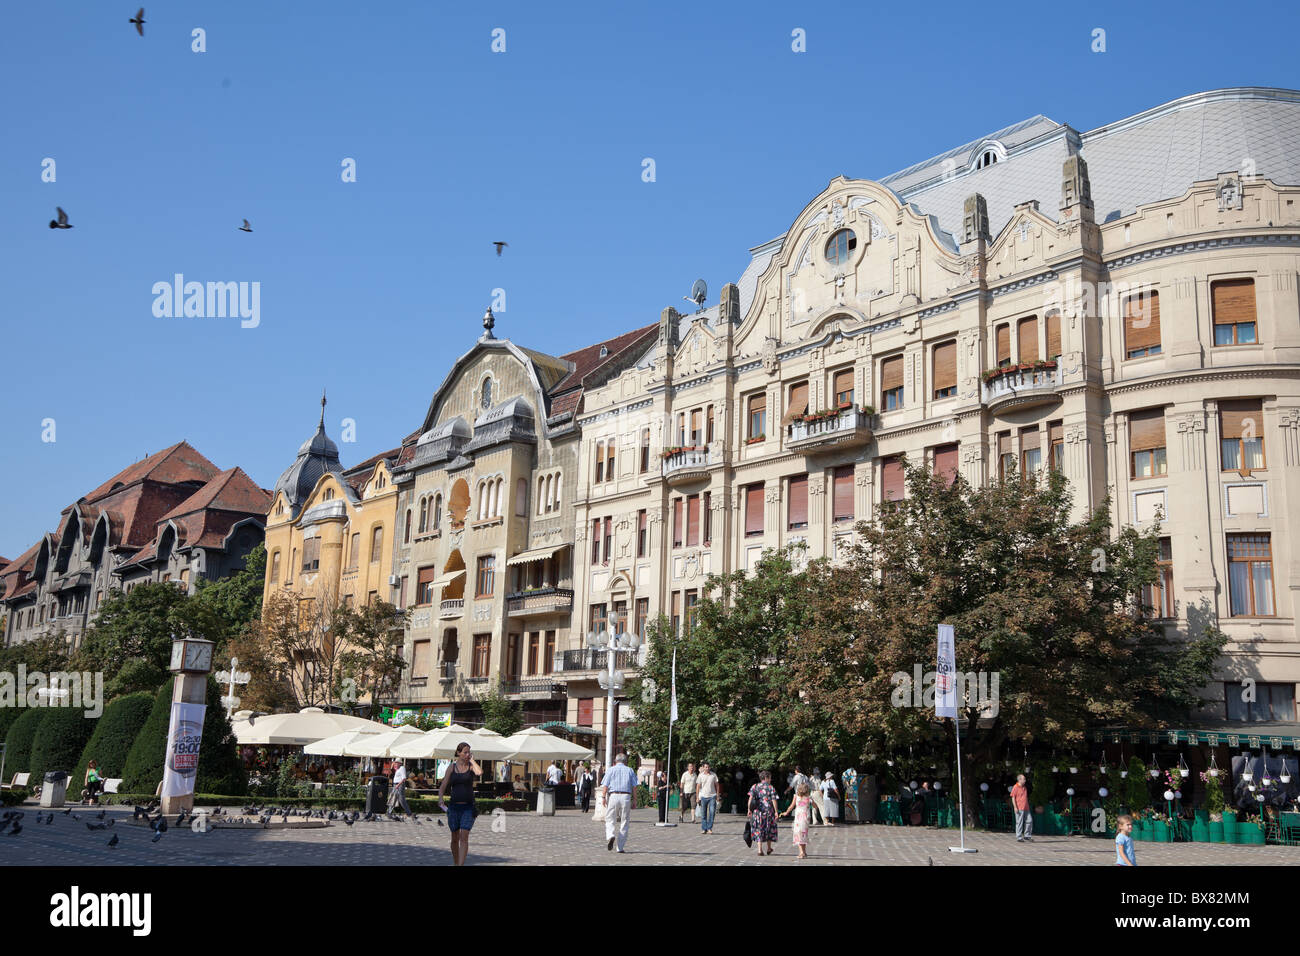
[365, 775, 389, 815]
[537, 786, 556, 817]
[41, 771, 68, 809]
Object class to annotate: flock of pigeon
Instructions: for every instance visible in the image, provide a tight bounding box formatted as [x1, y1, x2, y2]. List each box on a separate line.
[46, 9, 512, 258]
[1, 800, 444, 852]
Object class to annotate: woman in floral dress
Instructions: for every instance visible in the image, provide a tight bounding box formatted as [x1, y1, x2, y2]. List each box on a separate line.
[781, 781, 811, 858]
[748, 770, 779, 856]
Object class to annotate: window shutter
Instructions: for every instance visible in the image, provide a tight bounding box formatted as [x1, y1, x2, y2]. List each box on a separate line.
[1017, 317, 1039, 363]
[1046, 310, 1062, 361]
[998, 433, 1012, 458]
[882, 458, 905, 501]
[833, 466, 854, 520]
[996, 325, 1011, 365]
[881, 355, 903, 391]
[412, 640, 431, 678]
[1020, 426, 1040, 450]
[690, 409, 702, 445]
[834, 369, 854, 402]
[783, 382, 809, 425]
[1124, 291, 1161, 353]
[673, 499, 683, 546]
[1129, 408, 1166, 452]
[1049, 421, 1064, 445]
[745, 485, 764, 535]
[933, 341, 957, 392]
[1220, 399, 1261, 440]
[788, 475, 808, 527]
[1213, 278, 1256, 326]
[686, 495, 700, 546]
[416, 566, 437, 603]
[934, 444, 959, 486]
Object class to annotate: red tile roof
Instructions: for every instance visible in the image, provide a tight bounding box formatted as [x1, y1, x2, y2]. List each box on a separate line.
[545, 322, 658, 419]
[160, 468, 270, 523]
[82, 442, 220, 504]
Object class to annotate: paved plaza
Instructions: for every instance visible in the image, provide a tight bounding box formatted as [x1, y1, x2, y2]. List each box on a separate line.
[3, 804, 1298, 866]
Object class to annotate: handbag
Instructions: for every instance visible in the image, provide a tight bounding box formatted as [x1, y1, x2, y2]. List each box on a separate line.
[743, 820, 753, 847]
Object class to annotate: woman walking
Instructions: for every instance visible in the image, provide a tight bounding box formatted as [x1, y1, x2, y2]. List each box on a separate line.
[437, 742, 481, 866]
[747, 770, 779, 856]
[83, 760, 102, 806]
[655, 771, 670, 824]
[782, 781, 812, 859]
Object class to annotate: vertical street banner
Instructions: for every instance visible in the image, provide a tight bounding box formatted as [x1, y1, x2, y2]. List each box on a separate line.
[936, 624, 957, 718]
[669, 647, 678, 725]
[161, 700, 207, 799]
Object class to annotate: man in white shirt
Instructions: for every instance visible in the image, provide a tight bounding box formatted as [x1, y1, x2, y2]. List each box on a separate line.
[546, 762, 562, 786]
[678, 763, 698, 823]
[695, 762, 720, 834]
[388, 759, 411, 815]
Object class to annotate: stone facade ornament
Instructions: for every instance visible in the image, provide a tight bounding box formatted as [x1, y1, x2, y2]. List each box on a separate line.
[1216, 172, 1243, 212]
[808, 475, 826, 498]
[762, 337, 779, 375]
[962, 194, 990, 244]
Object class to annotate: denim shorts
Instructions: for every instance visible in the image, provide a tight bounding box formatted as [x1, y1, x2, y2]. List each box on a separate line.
[446, 803, 476, 832]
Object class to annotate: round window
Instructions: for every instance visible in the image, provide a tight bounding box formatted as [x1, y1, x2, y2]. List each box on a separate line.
[825, 229, 857, 266]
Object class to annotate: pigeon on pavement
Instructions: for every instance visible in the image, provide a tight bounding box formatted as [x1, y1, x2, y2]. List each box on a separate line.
[108, 833, 119, 848]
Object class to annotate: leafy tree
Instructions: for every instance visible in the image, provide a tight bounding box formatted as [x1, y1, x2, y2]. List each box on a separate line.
[480, 682, 522, 738]
[193, 544, 267, 642]
[219, 623, 297, 715]
[0, 632, 70, 675]
[245, 588, 348, 709]
[3, 707, 51, 776]
[625, 547, 822, 771]
[788, 459, 1224, 825]
[122, 677, 246, 796]
[70, 691, 154, 797]
[337, 600, 410, 713]
[28, 706, 95, 788]
[103, 657, 168, 702]
[71, 582, 224, 676]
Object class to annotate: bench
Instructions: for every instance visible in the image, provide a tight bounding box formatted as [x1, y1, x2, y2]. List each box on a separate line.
[1, 772, 30, 791]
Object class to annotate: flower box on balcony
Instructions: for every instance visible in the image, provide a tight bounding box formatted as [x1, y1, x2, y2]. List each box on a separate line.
[661, 446, 698, 460]
[981, 360, 1057, 385]
[745, 435, 765, 445]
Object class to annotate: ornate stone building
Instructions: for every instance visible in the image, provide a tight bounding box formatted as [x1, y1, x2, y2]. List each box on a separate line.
[569, 87, 1300, 727]
[1, 442, 269, 649]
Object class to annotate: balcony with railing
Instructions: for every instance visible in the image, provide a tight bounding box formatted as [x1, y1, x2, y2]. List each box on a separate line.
[981, 364, 1061, 412]
[553, 647, 643, 674]
[658, 447, 718, 486]
[438, 661, 457, 682]
[506, 587, 574, 618]
[786, 406, 874, 452]
[500, 676, 565, 698]
[439, 598, 464, 619]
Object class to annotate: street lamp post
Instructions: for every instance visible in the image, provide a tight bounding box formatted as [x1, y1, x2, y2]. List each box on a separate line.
[588, 614, 642, 787]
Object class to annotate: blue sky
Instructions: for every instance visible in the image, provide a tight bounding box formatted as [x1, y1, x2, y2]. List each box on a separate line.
[1, 0, 1297, 559]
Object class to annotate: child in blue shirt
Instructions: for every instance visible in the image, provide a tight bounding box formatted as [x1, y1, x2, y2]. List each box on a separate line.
[1115, 813, 1136, 866]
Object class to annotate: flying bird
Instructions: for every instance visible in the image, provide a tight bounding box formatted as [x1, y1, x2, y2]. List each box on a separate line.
[493, 241, 508, 256]
[239, 219, 253, 233]
[130, 8, 145, 36]
[107, 833, 120, 848]
[49, 207, 73, 229]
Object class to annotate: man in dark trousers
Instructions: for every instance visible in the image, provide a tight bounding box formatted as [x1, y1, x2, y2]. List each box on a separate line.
[577, 764, 594, 813]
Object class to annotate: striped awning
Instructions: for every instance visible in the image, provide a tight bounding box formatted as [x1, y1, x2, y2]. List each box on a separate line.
[1089, 725, 1300, 749]
[506, 544, 570, 567]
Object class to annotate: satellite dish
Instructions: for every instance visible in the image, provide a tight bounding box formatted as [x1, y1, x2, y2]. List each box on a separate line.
[683, 279, 707, 312]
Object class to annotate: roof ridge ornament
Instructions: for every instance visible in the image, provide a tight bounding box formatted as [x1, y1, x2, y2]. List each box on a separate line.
[482, 307, 496, 340]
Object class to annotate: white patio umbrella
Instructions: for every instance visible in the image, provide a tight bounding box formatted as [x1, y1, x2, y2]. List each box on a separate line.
[232, 707, 385, 746]
[345, 724, 425, 758]
[503, 726, 595, 761]
[389, 724, 476, 760]
[303, 726, 383, 757]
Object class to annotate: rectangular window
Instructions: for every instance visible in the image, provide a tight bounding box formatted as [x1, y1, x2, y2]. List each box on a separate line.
[1129, 408, 1168, 479]
[412, 640, 431, 679]
[1049, 421, 1064, 472]
[881, 355, 904, 410]
[1123, 290, 1162, 359]
[932, 341, 957, 399]
[687, 495, 701, 546]
[996, 324, 1011, 367]
[1228, 533, 1274, 617]
[370, 526, 383, 563]
[591, 518, 601, 564]
[677, 413, 686, 446]
[475, 555, 496, 598]
[637, 509, 647, 558]
[1142, 537, 1175, 619]
[684, 590, 699, 632]
[302, 537, 320, 572]
[833, 465, 855, 521]
[527, 633, 539, 675]
[783, 381, 809, 426]
[505, 633, 520, 679]
[269, 550, 281, 584]
[595, 442, 604, 483]
[590, 603, 608, 634]
[398, 575, 408, 610]
[998, 432, 1014, 480]
[834, 368, 855, 407]
[745, 484, 765, 536]
[640, 428, 650, 473]
[602, 517, 612, 565]
[1046, 310, 1062, 362]
[1220, 399, 1265, 472]
[748, 393, 767, 440]
[673, 499, 684, 548]
[1212, 278, 1257, 347]
[635, 597, 649, 638]
[690, 409, 702, 447]
[349, 533, 360, 570]
[671, 592, 681, 635]
[703, 491, 712, 545]
[1020, 427, 1041, 475]
[706, 405, 715, 444]
[933, 444, 959, 488]
[787, 474, 809, 529]
[606, 441, 615, 481]
[1017, 316, 1039, 364]
[543, 631, 555, 675]
[472, 635, 491, 678]
[882, 457, 905, 503]
[1226, 681, 1294, 722]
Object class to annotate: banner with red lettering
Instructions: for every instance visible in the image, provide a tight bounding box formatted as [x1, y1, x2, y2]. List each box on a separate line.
[161, 700, 207, 798]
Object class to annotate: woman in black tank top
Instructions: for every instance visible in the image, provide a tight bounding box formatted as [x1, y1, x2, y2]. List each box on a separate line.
[438, 742, 482, 866]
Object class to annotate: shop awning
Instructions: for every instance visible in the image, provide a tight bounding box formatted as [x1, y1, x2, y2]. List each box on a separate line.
[431, 569, 465, 588]
[506, 544, 569, 567]
[1089, 723, 1300, 749]
[537, 720, 601, 737]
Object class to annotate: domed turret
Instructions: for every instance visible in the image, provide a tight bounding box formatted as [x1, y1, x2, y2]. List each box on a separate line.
[274, 392, 344, 511]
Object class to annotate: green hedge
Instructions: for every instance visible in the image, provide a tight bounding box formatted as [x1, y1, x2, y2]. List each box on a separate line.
[1, 788, 29, 806]
[3, 708, 51, 778]
[102, 793, 529, 813]
[0, 704, 25, 751]
[121, 679, 247, 797]
[28, 707, 96, 789]
[70, 691, 154, 801]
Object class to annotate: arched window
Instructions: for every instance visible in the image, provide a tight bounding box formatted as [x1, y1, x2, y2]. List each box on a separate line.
[418, 498, 428, 534]
[515, 478, 528, 516]
[825, 229, 857, 266]
[323, 487, 334, 501]
[537, 476, 545, 516]
[404, 509, 412, 543]
[433, 494, 442, 528]
[493, 478, 503, 517]
[543, 474, 552, 513]
[555, 473, 562, 509]
[481, 377, 493, 409]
